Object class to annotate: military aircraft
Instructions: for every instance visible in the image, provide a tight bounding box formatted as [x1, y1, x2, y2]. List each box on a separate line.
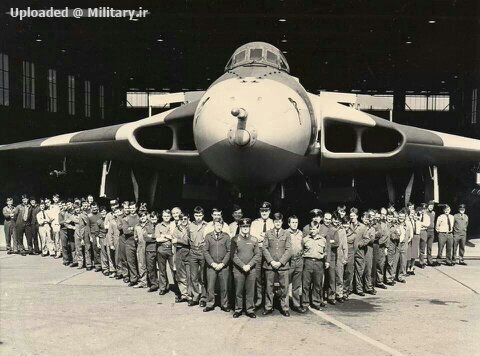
[1, 42, 479, 207]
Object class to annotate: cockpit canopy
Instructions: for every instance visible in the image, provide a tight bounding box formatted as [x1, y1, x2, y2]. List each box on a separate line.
[225, 42, 290, 73]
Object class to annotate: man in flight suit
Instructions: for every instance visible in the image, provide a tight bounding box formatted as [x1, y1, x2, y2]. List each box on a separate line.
[155, 209, 177, 295]
[344, 208, 361, 298]
[287, 215, 306, 313]
[262, 213, 292, 317]
[232, 218, 261, 318]
[203, 218, 231, 312]
[453, 204, 468, 265]
[188, 206, 208, 307]
[122, 202, 140, 286]
[330, 212, 348, 303]
[172, 213, 191, 302]
[3, 197, 16, 254]
[14, 194, 31, 256]
[133, 212, 153, 288]
[250, 201, 274, 309]
[425, 200, 438, 266]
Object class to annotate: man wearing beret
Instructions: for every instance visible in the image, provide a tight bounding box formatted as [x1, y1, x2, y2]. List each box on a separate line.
[250, 201, 274, 309]
[232, 218, 261, 318]
[262, 212, 292, 317]
[453, 204, 468, 265]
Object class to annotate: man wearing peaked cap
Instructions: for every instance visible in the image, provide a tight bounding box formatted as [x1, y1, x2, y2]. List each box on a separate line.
[250, 202, 274, 309]
[231, 217, 260, 318]
[453, 204, 468, 265]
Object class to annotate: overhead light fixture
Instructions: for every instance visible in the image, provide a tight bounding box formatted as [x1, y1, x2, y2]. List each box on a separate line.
[405, 41, 412, 44]
[282, 51, 287, 54]
[441, 80, 446, 84]
[278, 18, 287, 22]
[130, 77, 134, 80]
[157, 38, 163, 42]
[131, 18, 139, 22]
[453, 75, 458, 79]
[281, 36, 287, 43]
[428, 20, 436, 24]
[36, 38, 42, 42]
[61, 49, 66, 53]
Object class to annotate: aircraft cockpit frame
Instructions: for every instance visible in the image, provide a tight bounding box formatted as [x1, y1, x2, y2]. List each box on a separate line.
[224, 42, 290, 73]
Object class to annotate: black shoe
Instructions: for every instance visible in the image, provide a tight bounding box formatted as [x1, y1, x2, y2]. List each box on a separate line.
[310, 305, 322, 311]
[7, 250, 12, 255]
[420, 264, 426, 269]
[386, 281, 395, 286]
[69, 262, 78, 267]
[86, 267, 93, 271]
[356, 292, 365, 296]
[95, 267, 102, 272]
[459, 261, 467, 266]
[397, 279, 406, 283]
[203, 306, 215, 312]
[376, 284, 387, 289]
[336, 297, 345, 303]
[246, 312, 256, 319]
[159, 290, 169, 295]
[327, 299, 336, 305]
[433, 261, 441, 266]
[221, 307, 231, 312]
[262, 309, 273, 316]
[199, 301, 206, 308]
[128, 282, 137, 287]
[233, 312, 242, 318]
[115, 275, 123, 280]
[320, 301, 327, 307]
[292, 306, 307, 313]
[123, 278, 130, 284]
[21, 252, 26, 256]
[147, 287, 159, 293]
[282, 310, 290, 317]
[28, 251, 34, 255]
[254, 304, 262, 311]
[188, 300, 199, 307]
[175, 298, 188, 303]
[77, 266, 84, 269]
[366, 290, 377, 295]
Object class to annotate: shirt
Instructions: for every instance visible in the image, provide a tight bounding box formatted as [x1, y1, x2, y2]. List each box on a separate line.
[134, 222, 155, 244]
[88, 212, 101, 238]
[96, 217, 107, 238]
[436, 214, 454, 233]
[155, 221, 173, 244]
[420, 213, 431, 230]
[48, 204, 61, 232]
[250, 218, 274, 244]
[229, 221, 241, 238]
[203, 221, 230, 238]
[287, 229, 304, 258]
[122, 214, 140, 239]
[3, 206, 15, 221]
[426, 210, 436, 230]
[189, 221, 207, 250]
[173, 226, 190, 247]
[453, 213, 468, 235]
[303, 233, 331, 262]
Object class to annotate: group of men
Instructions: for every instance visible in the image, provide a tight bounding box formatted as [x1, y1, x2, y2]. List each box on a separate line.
[2, 195, 469, 319]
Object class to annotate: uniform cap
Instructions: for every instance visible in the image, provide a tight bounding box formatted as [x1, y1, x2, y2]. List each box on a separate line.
[259, 201, 271, 210]
[239, 218, 251, 227]
[109, 199, 118, 205]
[458, 204, 466, 209]
[273, 212, 283, 221]
[309, 208, 323, 217]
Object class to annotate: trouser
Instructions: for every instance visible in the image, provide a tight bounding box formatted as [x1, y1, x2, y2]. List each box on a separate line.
[289, 256, 303, 308]
[136, 240, 147, 286]
[91, 234, 101, 269]
[255, 256, 264, 307]
[4, 220, 15, 252]
[302, 258, 325, 308]
[23, 224, 33, 252]
[426, 229, 435, 264]
[453, 233, 466, 262]
[145, 244, 158, 288]
[398, 241, 407, 280]
[335, 258, 345, 298]
[175, 246, 190, 299]
[189, 250, 206, 302]
[265, 269, 289, 311]
[375, 243, 386, 286]
[327, 248, 338, 300]
[157, 243, 176, 292]
[38, 225, 51, 255]
[354, 248, 366, 293]
[125, 237, 139, 283]
[386, 240, 400, 283]
[31, 224, 39, 253]
[61, 229, 69, 262]
[206, 266, 229, 308]
[66, 229, 76, 263]
[419, 230, 428, 265]
[115, 235, 128, 278]
[99, 238, 109, 271]
[83, 234, 93, 268]
[343, 243, 355, 295]
[364, 245, 374, 291]
[438, 232, 454, 264]
[52, 230, 62, 257]
[15, 223, 27, 252]
[233, 268, 256, 313]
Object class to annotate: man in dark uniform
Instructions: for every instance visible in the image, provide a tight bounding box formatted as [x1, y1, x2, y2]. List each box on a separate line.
[344, 207, 360, 299]
[425, 200, 438, 266]
[14, 194, 31, 256]
[232, 218, 261, 318]
[203, 218, 231, 312]
[262, 213, 292, 317]
[373, 209, 389, 289]
[3, 197, 16, 254]
[453, 204, 468, 265]
[353, 212, 371, 296]
[29, 197, 40, 255]
[121, 202, 140, 286]
[88, 203, 102, 272]
[145, 211, 160, 291]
